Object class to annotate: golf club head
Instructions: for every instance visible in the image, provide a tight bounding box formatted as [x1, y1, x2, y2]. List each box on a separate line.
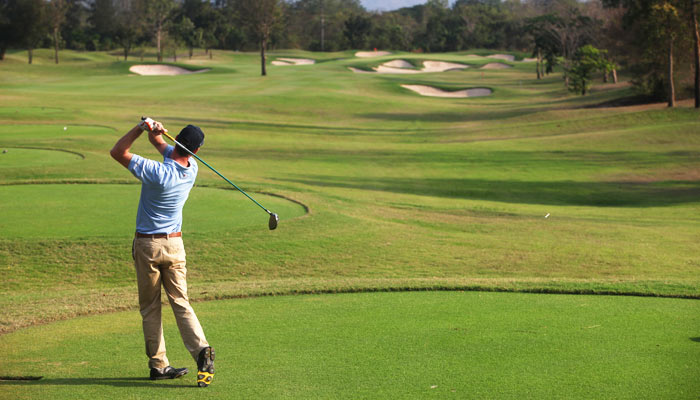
[268, 213, 279, 230]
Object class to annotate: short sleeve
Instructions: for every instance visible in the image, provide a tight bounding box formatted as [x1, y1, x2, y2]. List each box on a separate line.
[163, 145, 174, 160]
[128, 154, 162, 185]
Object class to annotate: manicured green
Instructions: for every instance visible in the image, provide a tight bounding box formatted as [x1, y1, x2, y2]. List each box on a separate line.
[0, 291, 698, 399]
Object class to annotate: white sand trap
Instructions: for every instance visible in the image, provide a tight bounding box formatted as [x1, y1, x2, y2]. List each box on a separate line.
[522, 57, 537, 62]
[272, 58, 315, 66]
[383, 59, 414, 68]
[481, 63, 512, 69]
[356, 60, 469, 74]
[348, 67, 374, 74]
[401, 84, 492, 98]
[356, 51, 392, 57]
[375, 65, 422, 74]
[486, 54, 515, 62]
[129, 64, 209, 76]
[422, 61, 468, 72]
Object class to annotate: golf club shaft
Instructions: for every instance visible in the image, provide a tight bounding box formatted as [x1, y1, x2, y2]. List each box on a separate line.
[160, 130, 272, 215]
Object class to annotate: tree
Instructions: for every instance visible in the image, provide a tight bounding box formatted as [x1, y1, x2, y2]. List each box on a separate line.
[11, 0, 46, 64]
[602, 0, 691, 104]
[688, 0, 700, 107]
[114, 0, 145, 61]
[539, 6, 595, 87]
[47, 0, 69, 64]
[237, 0, 282, 76]
[343, 14, 372, 49]
[173, 16, 202, 59]
[0, 0, 14, 60]
[89, 0, 116, 50]
[568, 44, 606, 95]
[526, 14, 562, 79]
[650, 0, 682, 107]
[147, 0, 175, 62]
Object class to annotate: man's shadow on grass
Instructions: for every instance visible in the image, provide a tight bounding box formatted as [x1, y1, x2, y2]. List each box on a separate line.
[0, 377, 193, 389]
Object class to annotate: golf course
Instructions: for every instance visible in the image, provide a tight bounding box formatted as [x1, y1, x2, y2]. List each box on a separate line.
[0, 48, 698, 398]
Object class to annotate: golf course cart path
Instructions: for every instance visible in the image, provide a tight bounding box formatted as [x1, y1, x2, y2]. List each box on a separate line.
[129, 65, 210, 76]
[271, 58, 315, 66]
[401, 84, 492, 98]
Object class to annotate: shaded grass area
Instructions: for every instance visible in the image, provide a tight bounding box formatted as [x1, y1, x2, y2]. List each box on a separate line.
[281, 174, 700, 207]
[0, 291, 698, 399]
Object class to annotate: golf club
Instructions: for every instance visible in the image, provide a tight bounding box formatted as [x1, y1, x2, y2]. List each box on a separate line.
[144, 118, 278, 230]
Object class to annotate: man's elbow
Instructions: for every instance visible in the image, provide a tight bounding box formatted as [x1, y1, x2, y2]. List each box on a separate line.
[110, 147, 121, 161]
[110, 147, 131, 168]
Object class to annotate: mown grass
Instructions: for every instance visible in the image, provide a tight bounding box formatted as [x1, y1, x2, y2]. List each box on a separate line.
[0, 47, 698, 339]
[1, 292, 698, 399]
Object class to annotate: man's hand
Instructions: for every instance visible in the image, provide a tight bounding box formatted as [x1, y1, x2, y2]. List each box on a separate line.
[139, 117, 166, 134]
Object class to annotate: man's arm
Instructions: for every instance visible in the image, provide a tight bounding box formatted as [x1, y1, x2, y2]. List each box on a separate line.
[148, 129, 169, 156]
[110, 125, 144, 168]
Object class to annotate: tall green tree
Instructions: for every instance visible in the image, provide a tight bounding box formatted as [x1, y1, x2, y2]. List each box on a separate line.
[0, 0, 14, 60]
[173, 16, 202, 59]
[47, 0, 70, 64]
[114, 0, 145, 61]
[343, 14, 372, 49]
[603, 0, 692, 104]
[650, 0, 683, 106]
[688, 0, 699, 107]
[568, 44, 607, 95]
[11, 0, 46, 64]
[147, 0, 175, 62]
[236, 0, 282, 76]
[89, 0, 116, 49]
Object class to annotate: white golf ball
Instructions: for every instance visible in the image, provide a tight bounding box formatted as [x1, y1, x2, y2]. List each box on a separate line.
[545, 213, 550, 218]
[63, 126, 67, 130]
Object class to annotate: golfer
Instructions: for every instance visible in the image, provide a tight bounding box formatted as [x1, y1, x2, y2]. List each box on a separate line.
[110, 117, 215, 387]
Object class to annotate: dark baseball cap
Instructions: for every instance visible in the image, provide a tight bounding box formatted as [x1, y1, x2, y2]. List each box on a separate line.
[176, 124, 205, 153]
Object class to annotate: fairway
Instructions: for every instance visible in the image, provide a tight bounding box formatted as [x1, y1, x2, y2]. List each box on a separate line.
[0, 291, 698, 399]
[1, 46, 699, 398]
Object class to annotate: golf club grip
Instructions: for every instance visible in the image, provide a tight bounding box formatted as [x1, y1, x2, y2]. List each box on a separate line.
[160, 129, 271, 214]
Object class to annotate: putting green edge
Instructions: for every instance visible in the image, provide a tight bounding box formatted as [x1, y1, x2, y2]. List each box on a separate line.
[2, 277, 697, 336]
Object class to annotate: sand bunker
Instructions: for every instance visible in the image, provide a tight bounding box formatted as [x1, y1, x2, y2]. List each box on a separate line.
[271, 58, 315, 66]
[348, 67, 374, 74]
[352, 59, 468, 74]
[422, 61, 469, 72]
[481, 63, 512, 69]
[374, 64, 422, 74]
[129, 65, 209, 76]
[486, 54, 515, 62]
[355, 51, 392, 57]
[522, 57, 537, 62]
[401, 85, 492, 98]
[383, 59, 414, 68]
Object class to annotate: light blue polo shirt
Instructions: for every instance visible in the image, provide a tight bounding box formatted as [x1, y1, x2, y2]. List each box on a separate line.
[128, 145, 198, 234]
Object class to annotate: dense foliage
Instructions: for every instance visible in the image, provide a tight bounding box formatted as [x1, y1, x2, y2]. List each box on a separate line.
[1, 0, 699, 103]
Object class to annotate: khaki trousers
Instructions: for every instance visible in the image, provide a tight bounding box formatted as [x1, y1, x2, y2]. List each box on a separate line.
[132, 236, 209, 369]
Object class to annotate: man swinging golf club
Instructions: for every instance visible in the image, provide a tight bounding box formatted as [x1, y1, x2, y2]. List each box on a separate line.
[110, 117, 215, 387]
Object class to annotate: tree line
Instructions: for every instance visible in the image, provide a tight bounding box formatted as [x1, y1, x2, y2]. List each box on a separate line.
[1, 0, 699, 105]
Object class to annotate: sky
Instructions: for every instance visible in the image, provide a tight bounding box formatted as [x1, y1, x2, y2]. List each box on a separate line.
[360, 0, 455, 12]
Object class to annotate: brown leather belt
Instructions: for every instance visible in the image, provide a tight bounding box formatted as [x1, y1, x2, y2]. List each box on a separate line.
[135, 232, 182, 239]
